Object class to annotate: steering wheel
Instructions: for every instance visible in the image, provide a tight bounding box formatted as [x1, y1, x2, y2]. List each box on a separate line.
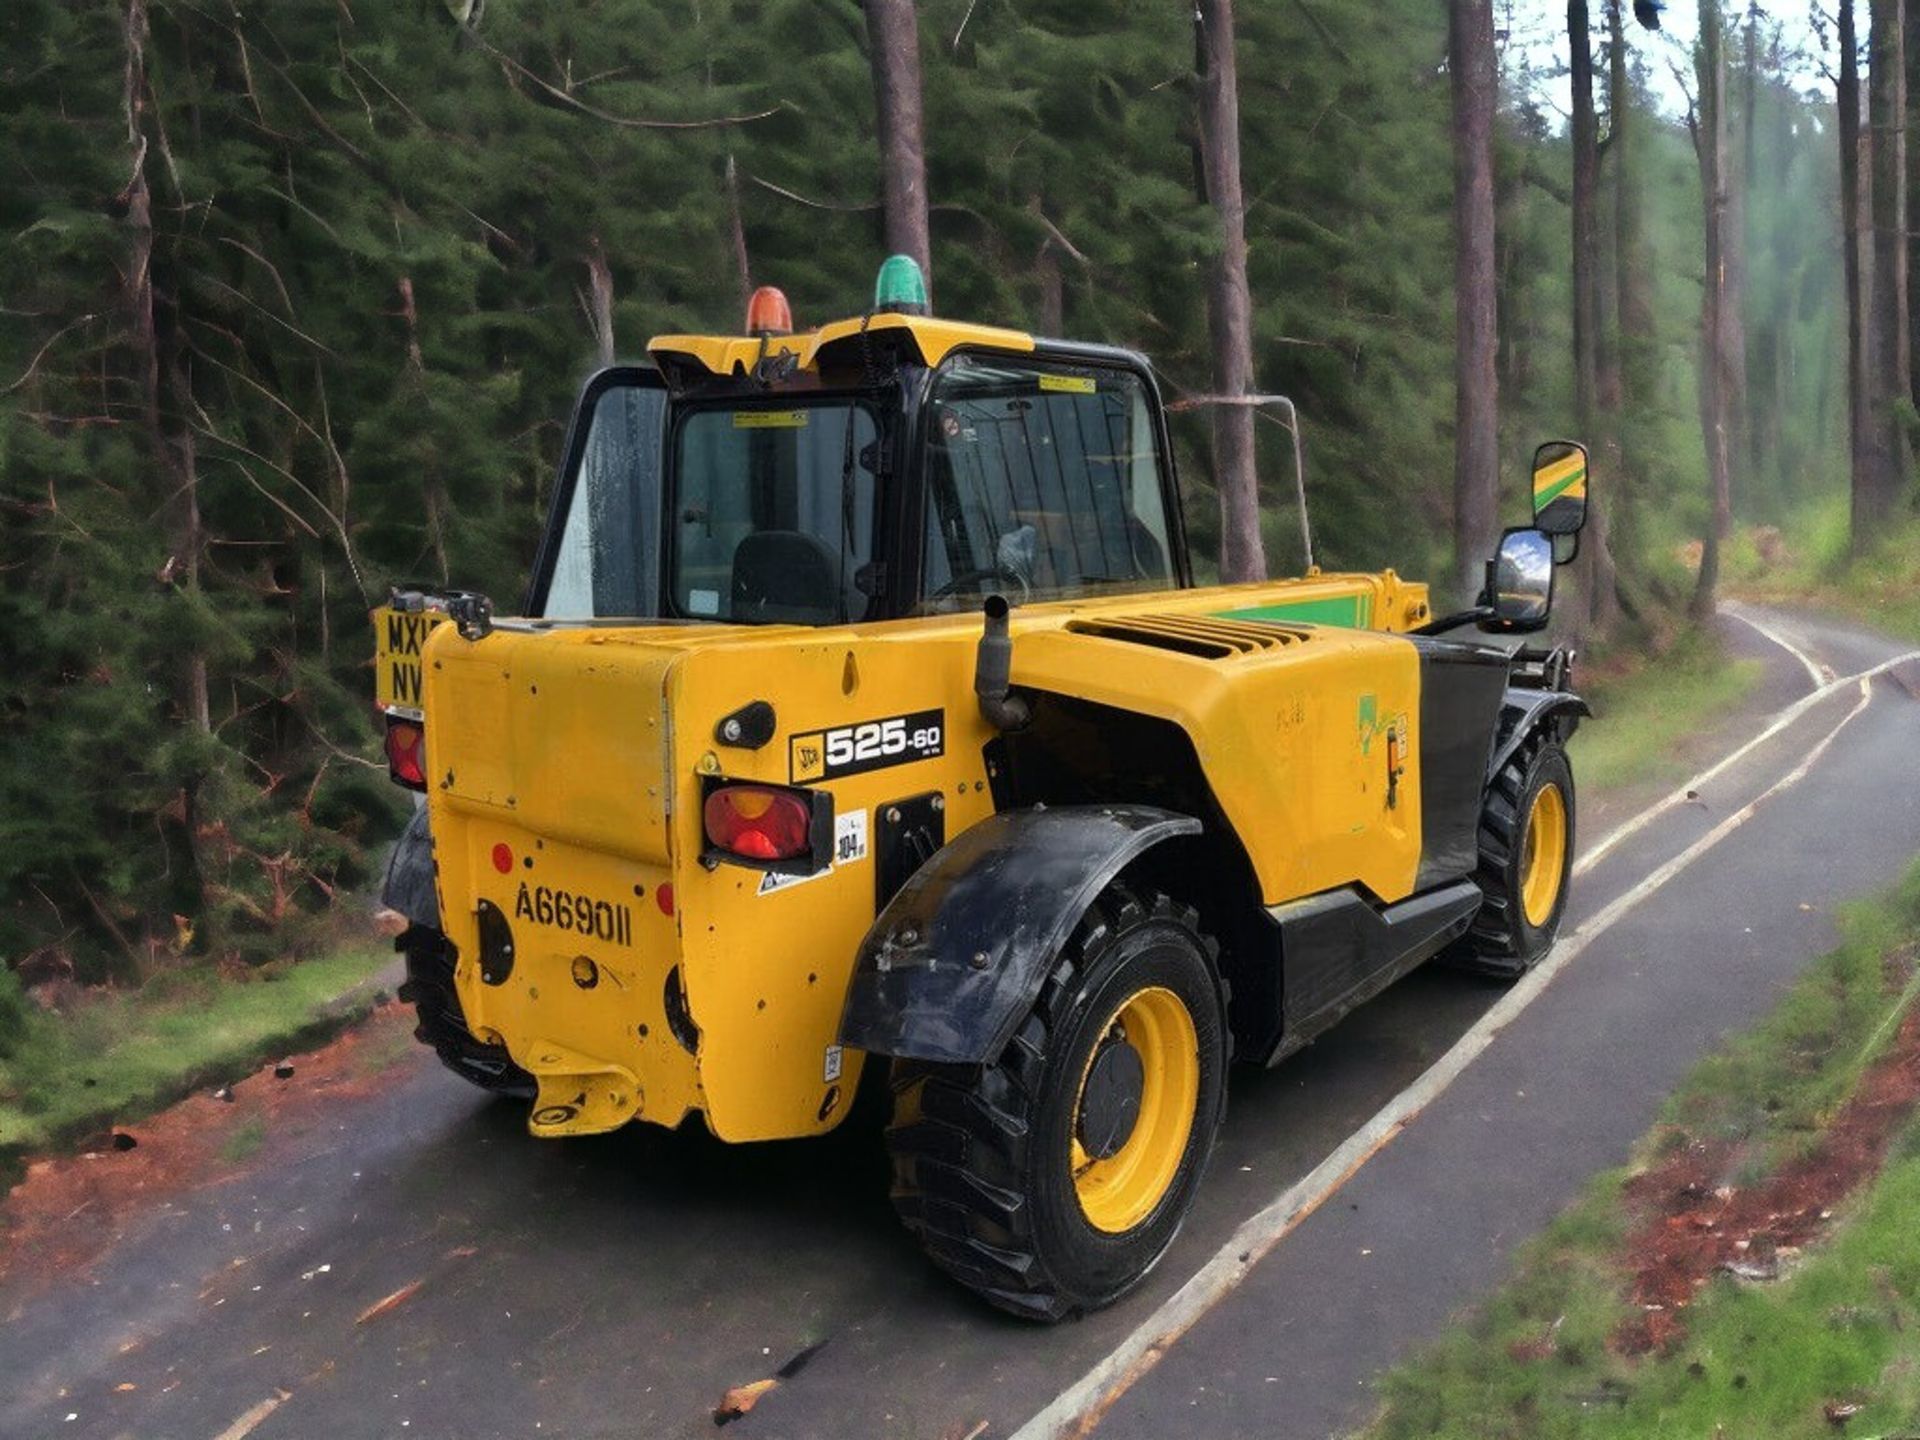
[927, 563, 1032, 604]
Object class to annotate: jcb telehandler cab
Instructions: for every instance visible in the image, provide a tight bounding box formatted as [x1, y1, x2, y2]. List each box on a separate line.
[373, 260, 1592, 1320]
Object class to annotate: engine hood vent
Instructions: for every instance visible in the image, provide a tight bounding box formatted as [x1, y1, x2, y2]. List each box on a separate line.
[1065, 612, 1313, 660]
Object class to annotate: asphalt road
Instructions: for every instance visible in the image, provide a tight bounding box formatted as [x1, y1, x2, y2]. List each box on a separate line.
[3, 604, 1916, 1440]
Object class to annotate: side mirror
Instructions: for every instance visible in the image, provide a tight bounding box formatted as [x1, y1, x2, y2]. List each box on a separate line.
[1531, 440, 1589, 538]
[1479, 527, 1554, 633]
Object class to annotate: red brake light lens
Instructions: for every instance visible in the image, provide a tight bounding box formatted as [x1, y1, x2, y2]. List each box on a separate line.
[385, 718, 426, 790]
[703, 784, 813, 862]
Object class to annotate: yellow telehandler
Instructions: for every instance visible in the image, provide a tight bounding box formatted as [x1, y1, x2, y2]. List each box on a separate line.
[372, 258, 1590, 1318]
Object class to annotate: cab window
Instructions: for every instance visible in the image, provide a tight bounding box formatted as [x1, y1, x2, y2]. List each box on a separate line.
[672, 403, 878, 625]
[919, 357, 1174, 609]
[541, 378, 667, 618]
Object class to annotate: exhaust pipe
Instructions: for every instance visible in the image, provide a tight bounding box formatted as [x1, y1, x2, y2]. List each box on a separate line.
[975, 594, 1032, 731]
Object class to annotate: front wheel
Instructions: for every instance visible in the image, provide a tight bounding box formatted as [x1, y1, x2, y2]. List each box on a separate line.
[1456, 739, 1575, 978]
[886, 887, 1228, 1321]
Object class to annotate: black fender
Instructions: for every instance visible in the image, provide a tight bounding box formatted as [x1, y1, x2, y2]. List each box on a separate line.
[1487, 688, 1591, 781]
[838, 804, 1201, 1065]
[381, 803, 440, 931]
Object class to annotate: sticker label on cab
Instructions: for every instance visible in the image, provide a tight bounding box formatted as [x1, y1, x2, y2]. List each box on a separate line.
[789, 709, 944, 783]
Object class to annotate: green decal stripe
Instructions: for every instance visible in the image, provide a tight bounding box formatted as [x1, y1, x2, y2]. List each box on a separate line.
[1214, 594, 1371, 628]
[1532, 466, 1586, 507]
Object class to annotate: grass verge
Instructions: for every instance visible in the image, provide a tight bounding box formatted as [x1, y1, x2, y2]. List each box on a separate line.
[1360, 858, 1920, 1440]
[1569, 628, 1764, 794]
[1727, 499, 1920, 648]
[0, 944, 393, 1174]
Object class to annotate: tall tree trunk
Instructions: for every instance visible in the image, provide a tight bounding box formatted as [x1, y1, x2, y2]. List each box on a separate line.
[1570, 0, 1601, 431]
[1195, 0, 1265, 583]
[1450, 0, 1500, 604]
[1034, 239, 1064, 334]
[1569, 0, 1620, 632]
[584, 238, 616, 367]
[1907, 0, 1920, 403]
[1860, 0, 1911, 541]
[723, 153, 752, 316]
[125, 0, 210, 948]
[1611, 0, 1655, 413]
[862, 0, 932, 290]
[1841, 0, 1872, 513]
[1690, 0, 1733, 620]
[1733, 15, 1757, 478]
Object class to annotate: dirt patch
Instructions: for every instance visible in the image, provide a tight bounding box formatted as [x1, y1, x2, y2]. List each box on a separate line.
[0, 1003, 418, 1298]
[1612, 1000, 1920, 1355]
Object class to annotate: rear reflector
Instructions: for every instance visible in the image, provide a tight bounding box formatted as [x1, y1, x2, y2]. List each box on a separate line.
[704, 784, 813, 862]
[385, 717, 426, 790]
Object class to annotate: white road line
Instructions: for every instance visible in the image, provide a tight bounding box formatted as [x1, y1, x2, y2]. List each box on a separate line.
[1012, 673, 1884, 1440]
[1577, 645, 1920, 875]
[1722, 599, 1830, 687]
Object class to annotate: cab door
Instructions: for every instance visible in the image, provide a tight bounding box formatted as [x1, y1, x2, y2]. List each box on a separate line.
[524, 367, 670, 619]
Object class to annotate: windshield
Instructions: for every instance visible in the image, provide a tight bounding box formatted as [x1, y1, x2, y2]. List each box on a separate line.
[672, 402, 878, 625]
[919, 357, 1175, 610]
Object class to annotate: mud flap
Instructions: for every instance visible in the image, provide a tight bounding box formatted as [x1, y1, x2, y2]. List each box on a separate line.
[522, 1043, 644, 1137]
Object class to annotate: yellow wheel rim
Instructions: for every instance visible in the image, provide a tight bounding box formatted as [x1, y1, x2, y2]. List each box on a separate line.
[1520, 782, 1568, 929]
[1069, 985, 1200, 1234]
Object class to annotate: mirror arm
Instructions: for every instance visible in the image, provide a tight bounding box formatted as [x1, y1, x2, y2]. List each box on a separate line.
[1412, 606, 1495, 637]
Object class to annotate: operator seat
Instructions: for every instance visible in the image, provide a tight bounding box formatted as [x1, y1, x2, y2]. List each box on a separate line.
[730, 529, 843, 624]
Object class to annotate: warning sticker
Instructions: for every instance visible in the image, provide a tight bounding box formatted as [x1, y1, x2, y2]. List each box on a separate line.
[757, 809, 868, 896]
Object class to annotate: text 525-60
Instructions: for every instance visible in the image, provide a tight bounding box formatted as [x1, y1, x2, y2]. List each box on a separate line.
[824, 718, 942, 769]
[514, 882, 632, 946]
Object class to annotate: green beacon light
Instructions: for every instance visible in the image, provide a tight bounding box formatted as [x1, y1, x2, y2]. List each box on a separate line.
[873, 254, 930, 316]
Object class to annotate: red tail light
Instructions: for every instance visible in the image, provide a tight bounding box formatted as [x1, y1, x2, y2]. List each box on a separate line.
[385, 717, 427, 790]
[703, 783, 813, 862]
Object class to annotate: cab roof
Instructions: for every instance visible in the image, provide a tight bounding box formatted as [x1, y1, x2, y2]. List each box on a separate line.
[647, 312, 1036, 381]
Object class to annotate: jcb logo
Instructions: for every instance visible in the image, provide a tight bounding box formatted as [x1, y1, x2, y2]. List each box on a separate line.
[791, 738, 826, 783]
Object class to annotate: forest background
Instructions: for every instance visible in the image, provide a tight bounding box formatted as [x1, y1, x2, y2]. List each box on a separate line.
[0, 0, 1900, 1000]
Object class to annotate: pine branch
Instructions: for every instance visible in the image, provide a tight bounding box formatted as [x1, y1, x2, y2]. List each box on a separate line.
[3, 314, 100, 394]
[477, 38, 783, 130]
[748, 174, 882, 211]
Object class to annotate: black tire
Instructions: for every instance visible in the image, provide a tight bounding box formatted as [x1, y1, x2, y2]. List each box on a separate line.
[885, 887, 1228, 1321]
[395, 926, 537, 1098]
[1456, 739, 1575, 979]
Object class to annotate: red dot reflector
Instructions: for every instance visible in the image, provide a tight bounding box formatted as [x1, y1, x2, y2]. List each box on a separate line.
[491, 843, 514, 874]
[744, 285, 793, 336]
[656, 883, 675, 917]
[703, 784, 812, 862]
[384, 718, 426, 790]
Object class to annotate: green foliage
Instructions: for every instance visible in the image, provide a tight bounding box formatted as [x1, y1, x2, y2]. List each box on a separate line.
[0, 0, 1854, 980]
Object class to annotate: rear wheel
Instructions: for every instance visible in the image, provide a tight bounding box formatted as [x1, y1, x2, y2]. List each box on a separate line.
[1457, 740, 1575, 978]
[885, 887, 1227, 1320]
[396, 927, 537, 1098]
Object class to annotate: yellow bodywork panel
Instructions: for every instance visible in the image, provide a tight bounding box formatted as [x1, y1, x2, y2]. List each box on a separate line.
[648, 312, 1036, 379]
[414, 567, 1434, 1144]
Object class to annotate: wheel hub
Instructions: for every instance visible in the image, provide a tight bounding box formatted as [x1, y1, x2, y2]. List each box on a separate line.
[1075, 1030, 1145, 1160]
